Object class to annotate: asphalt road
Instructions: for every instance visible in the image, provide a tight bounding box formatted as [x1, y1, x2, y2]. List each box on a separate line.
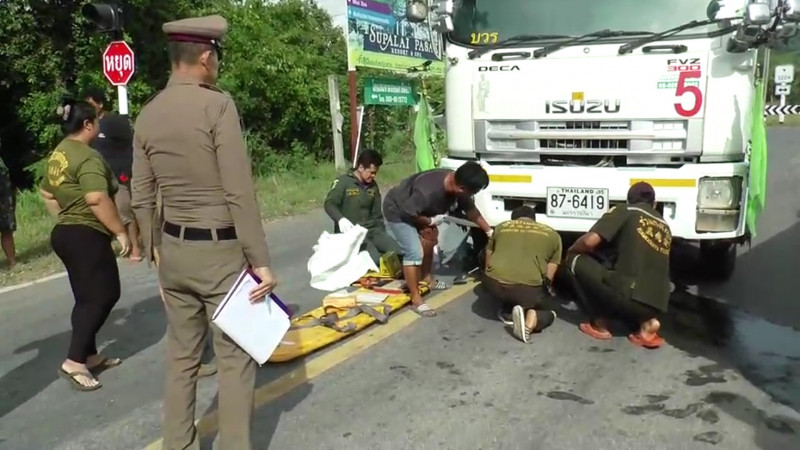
[1, 129, 800, 449]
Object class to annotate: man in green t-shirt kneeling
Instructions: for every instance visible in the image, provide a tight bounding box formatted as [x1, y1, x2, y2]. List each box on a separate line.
[482, 206, 562, 343]
[564, 182, 671, 349]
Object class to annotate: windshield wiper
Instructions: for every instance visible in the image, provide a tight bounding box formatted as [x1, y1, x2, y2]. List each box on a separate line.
[618, 19, 717, 55]
[532, 29, 653, 58]
[467, 34, 569, 59]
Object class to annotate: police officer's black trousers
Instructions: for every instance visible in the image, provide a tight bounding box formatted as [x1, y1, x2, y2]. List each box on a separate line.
[51, 224, 121, 364]
[566, 253, 659, 329]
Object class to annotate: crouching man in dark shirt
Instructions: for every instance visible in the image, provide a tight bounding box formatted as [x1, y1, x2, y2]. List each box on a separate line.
[565, 182, 671, 349]
[382, 162, 493, 317]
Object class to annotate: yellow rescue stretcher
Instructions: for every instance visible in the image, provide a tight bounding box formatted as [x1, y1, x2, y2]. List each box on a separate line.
[268, 253, 430, 363]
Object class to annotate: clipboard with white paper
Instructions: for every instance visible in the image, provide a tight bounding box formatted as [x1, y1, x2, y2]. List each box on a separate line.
[211, 269, 291, 365]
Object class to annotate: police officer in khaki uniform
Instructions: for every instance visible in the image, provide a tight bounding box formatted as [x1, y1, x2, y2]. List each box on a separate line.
[131, 15, 276, 449]
[154, 188, 217, 377]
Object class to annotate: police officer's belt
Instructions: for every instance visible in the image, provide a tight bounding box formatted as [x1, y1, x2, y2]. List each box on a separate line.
[163, 221, 237, 241]
[290, 303, 392, 333]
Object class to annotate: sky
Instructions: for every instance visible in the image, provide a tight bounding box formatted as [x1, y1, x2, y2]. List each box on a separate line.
[315, 0, 348, 33]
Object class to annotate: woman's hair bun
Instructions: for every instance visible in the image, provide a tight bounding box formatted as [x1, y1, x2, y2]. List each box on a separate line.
[56, 97, 75, 122]
[56, 104, 71, 121]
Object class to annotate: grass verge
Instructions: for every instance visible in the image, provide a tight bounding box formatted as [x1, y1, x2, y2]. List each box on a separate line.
[0, 150, 415, 288]
[765, 114, 800, 127]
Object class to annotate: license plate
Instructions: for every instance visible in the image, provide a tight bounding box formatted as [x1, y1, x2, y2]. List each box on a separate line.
[546, 187, 609, 219]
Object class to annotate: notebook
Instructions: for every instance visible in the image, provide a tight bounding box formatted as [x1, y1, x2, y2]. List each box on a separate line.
[211, 269, 291, 365]
[356, 292, 389, 304]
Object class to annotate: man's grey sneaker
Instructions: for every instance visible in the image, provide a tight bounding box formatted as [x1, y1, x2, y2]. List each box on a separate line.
[497, 308, 513, 326]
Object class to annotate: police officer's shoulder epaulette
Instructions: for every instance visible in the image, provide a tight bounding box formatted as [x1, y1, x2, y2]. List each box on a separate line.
[142, 89, 163, 107]
[199, 83, 231, 97]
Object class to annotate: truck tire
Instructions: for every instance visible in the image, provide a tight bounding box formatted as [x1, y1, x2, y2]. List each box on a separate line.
[699, 241, 737, 282]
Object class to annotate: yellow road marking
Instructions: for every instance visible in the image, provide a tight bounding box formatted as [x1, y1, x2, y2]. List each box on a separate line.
[489, 174, 532, 183]
[143, 281, 478, 449]
[629, 178, 696, 188]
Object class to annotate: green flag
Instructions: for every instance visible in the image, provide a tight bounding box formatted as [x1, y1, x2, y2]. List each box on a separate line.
[746, 79, 768, 237]
[414, 95, 436, 172]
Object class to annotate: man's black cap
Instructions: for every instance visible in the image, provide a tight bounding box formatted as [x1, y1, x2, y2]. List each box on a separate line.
[627, 181, 656, 204]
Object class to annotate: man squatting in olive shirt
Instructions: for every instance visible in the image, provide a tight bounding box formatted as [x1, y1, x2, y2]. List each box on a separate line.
[382, 162, 493, 317]
[483, 205, 562, 343]
[565, 182, 671, 349]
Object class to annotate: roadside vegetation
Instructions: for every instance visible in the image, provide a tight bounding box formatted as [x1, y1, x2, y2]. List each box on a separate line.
[764, 114, 800, 126]
[0, 0, 443, 286]
[2, 143, 415, 287]
[3, 0, 797, 287]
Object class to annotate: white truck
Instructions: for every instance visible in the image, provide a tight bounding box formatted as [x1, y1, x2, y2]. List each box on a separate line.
[406, 0, 800, 280]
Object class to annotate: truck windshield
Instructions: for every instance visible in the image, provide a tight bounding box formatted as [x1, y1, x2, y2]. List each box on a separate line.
[451, 0, 728, 46]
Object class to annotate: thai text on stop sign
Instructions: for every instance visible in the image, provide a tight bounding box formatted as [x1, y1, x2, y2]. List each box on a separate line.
[104, 53, 133, 76]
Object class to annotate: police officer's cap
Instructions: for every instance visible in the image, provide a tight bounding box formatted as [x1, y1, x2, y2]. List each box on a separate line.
[163, 15, 228, 55]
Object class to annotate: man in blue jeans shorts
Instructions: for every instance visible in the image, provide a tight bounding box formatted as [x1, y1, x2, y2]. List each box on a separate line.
[382, 162, 493, 317]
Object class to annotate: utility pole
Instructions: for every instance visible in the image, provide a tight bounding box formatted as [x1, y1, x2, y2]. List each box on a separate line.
[82, 3, 131, 115]
[328, 75, 346, 170]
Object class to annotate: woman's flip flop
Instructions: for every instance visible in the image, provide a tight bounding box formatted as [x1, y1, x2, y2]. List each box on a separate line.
[58, 368, 102, 391]
[88, 357, 123, 374]
[579, 322, 613, 340]
[628, 333, 665, 349]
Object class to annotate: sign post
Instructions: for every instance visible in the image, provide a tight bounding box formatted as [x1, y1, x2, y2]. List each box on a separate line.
[364, 77, 417, 106]
[353, 105, 365, 168]
[774, 64, 794, 124]
[102, 41, 135, 115]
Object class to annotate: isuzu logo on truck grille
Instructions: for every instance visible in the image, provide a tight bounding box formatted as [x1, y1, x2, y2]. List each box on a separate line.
[545, 99, 621, 114]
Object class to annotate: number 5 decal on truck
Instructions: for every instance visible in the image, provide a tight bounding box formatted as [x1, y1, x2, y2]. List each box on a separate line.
[674, 70, 703, 117]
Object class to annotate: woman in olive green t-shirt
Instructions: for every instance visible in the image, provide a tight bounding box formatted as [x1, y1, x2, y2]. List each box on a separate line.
[39, 100, 132, 391]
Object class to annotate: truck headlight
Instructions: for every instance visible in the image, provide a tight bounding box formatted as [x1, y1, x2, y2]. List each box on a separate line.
[697, 177, 742, 209]
[695, 176, 743, 233]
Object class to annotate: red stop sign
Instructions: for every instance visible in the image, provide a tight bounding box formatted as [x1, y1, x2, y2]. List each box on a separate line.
[102, 41, 135, 86]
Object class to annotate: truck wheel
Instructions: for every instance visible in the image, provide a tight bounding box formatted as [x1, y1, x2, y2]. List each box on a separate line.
[699, 242, 737, 282]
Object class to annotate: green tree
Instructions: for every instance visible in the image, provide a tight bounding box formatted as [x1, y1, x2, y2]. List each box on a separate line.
[0, 0, 438, 186]
[0, 0, 211, 185]
[202, 0, 349, 173]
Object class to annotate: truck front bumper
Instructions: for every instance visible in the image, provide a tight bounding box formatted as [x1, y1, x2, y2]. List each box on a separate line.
[440, 158, 748, 241]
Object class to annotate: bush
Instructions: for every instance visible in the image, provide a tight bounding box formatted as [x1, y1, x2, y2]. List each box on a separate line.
[0, 0, 443, 187]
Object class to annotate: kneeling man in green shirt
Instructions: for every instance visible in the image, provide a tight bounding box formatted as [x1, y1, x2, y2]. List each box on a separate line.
[565, 182, 671, 349]
[324, 149, 401, 265]
[483, 206, 562, 343]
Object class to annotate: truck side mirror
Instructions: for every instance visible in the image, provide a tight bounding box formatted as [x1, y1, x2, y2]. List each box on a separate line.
[785, 0, 800, 22]
[82, 3, 124, 33]
[406, 1, 429, 23]
[432, 16, 455, 33]
[744, 3, 772, 25]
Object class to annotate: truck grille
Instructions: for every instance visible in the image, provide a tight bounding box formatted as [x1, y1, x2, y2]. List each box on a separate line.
[538, 121, 629, 131]
[538, 121, 628, 150]
[540, 138, 628, 150]
[474, 119, 696, 160]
